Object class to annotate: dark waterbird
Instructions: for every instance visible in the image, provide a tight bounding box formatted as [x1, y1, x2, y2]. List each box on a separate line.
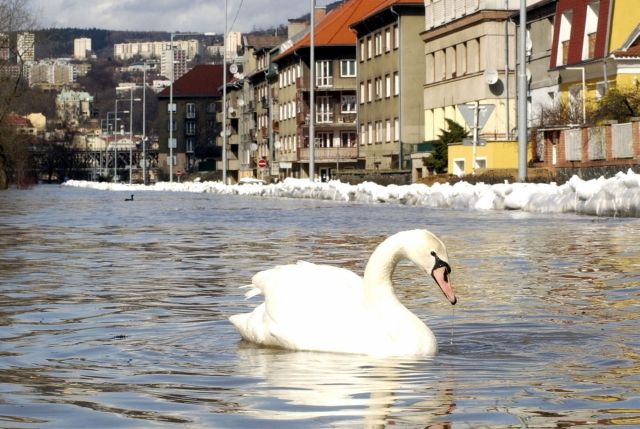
[125, 194, 134, 201]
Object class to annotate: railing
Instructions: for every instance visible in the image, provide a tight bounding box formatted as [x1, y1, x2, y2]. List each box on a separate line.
[298, 146, 358, 161]
[564, 129, 582, 161]
[612, 123, 633, 158]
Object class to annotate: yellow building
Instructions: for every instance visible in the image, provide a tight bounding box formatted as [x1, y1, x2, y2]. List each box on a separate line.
[448, 140, 531, 177]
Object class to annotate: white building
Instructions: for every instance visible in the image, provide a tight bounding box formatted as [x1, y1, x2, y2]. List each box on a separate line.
[27, 59, 76, 88]
[113, 39, 201, 61]
[160, 48, 187, 81]
[74, 38, 92, 60]
[226, 31, 242, 58]
[17, 32, 35, 63]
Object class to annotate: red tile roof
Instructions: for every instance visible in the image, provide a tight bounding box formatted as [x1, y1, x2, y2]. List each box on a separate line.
[276, 0, 408, 60]
[6, 113, 32, 127]
[158, 64, 225, 98]
[612, 44, 640, 59]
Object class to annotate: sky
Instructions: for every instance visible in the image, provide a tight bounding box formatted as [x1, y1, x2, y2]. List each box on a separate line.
[29, 0, 318, 34]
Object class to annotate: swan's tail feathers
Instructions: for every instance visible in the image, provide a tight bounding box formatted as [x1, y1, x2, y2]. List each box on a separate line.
[243, 287, 262, 299]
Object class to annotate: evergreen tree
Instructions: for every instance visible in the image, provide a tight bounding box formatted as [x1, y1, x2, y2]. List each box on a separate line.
[425, 118, 468, 174]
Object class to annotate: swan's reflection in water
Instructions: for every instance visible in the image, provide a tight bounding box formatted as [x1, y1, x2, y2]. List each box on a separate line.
[233, 343, 455, 427]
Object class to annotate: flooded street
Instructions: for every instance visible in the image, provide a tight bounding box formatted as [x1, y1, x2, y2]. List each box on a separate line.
[1, 185, 639, 428]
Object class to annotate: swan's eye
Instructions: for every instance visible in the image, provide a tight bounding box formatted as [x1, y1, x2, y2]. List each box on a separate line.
[431, 251, 452, 274]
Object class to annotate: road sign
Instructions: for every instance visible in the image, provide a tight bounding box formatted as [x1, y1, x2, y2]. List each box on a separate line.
[258, 158, 267, 168]
[168, 138, 176, 149]
[176, 170, 182, 177]
[457, 103, 495, 130]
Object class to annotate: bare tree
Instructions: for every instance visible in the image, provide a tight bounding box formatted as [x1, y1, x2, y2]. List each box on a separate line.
[0, 0, 37, 188]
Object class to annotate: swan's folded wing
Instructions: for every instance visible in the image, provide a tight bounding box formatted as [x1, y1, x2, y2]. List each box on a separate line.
[251, 261, 364, 327]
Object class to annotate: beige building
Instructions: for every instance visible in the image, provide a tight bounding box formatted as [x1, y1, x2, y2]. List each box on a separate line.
[351, 0, 425, 171]
[74, 38, 92, 60]
[114, 39, 201, 61]
[17, 32, 35, 63]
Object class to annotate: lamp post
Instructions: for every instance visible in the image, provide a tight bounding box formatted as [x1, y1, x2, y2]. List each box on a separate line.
[309, 0, 316, 181]
[129, 88, 142, 184]
[114, 98, 129, 182]
[142, 61, 151, 185]
[222, 0, 228, 184]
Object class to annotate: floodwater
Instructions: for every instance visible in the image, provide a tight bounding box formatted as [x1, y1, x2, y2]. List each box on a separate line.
[1, 185, 639, 428]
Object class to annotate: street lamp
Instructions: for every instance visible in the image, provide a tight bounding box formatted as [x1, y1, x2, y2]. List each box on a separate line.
[222, 0, 228, 184]
[114, 98, 129, 182]
[129, 89, 142, 184]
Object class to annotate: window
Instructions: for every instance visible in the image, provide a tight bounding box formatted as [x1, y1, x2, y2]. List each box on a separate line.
[341, 131, 356, 147]
[385, 28, 391, 52]
[341, 95, 356, 113]
[316, 60, 332, 87]
[367, 80, 372, 102]
[360, 40, 365, 62]
[385, 74, 391, 98]
[394, 72, 399, 96]
[394, 117, 399, 141]
[375, 32, 382, 56]
[186, 102, 196, 118]
[367, 37, 372, 59]
[375, 121, 382, 143]
[186, 137, 194, 153]
[360, 123, 366, 145]
[385, 119, 391, 142]
[316, 132, 333, 148]
[316, 95, 332, 123]
[340, 59, 356, 77]
[557, 11, 572, 66]
[207, 102, 216, 113]
[185, 121, 196, 135]
[375, 77, 382, 100]
[360, 82, 365, 104]
[582, 1, 599, 60]
[394, 25, 399, 49]
[367, 122, 373, 144]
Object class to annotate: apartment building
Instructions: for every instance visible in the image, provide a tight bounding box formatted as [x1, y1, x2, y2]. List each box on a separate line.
[273, 2, 388, 181]
[114, 39, 201, 61]
[16, 32, 34, 63]
[157, 65, 224, 179]
[160, 48, 188, 81]
[27, 59, 76, 89]
[74, 38, 92, 60]
[56, 90, 94, 126]
[350, 0, 425, 172]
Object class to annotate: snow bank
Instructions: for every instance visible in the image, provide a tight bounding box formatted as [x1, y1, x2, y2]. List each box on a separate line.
[63, 169, 640, 217]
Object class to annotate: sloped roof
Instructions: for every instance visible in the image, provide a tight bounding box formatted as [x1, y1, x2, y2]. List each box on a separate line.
[158, 64, 225, 98]
[275, 0, 392, 60]
[612, 44, 640, 58]
[351, 0, 424, 28]
[6, 113, 32, 127]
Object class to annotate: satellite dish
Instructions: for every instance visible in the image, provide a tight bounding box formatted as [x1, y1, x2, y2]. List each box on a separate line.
[274, 141, 282, 149]
[484, 69, 499, 85]
[233, 72, 244, 80]
[250, 143, 258, 151]
[229, 63, 238, 74]
[237, 98, 245, 106]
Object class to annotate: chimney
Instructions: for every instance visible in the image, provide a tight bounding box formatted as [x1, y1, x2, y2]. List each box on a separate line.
[288, 19, 308, 39]
[314, 6, 327, 24]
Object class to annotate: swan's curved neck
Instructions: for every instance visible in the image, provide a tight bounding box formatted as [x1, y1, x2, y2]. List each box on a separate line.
[363, 236, 406, 303]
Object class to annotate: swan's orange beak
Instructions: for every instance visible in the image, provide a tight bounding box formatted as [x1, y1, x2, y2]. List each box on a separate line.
[432, 266, 457, 305]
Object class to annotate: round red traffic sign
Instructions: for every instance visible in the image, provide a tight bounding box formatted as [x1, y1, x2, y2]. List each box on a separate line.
[176, 170, 182, 177]
[258, 159, 267, 168]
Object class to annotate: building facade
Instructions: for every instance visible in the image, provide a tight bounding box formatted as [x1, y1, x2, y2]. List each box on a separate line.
[16, 32, 34, 63]
[74, 38, 92, 60]
[157, 65, 224, 179]
[351, 0, 425, 172]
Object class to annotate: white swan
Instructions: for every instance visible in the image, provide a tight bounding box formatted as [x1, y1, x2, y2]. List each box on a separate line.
[229, 229, 457, 357]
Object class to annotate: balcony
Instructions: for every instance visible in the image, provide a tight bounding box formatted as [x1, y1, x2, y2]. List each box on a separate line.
[298, 146, 358, 162]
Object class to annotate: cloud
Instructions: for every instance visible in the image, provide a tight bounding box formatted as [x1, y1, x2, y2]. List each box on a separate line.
[31, 0, 311, 33]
